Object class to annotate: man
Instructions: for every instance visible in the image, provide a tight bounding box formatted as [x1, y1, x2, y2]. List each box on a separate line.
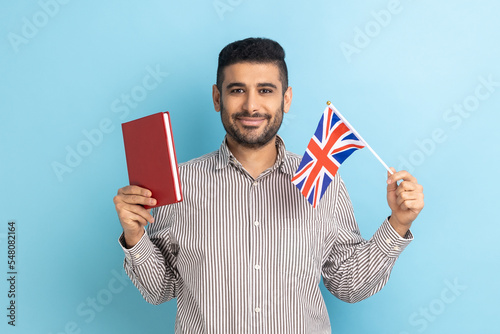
[114, 37, 424, 333]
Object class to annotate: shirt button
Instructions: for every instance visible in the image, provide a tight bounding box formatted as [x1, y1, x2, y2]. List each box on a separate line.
[134, 254, 140, 259]
[393, 246, 401, 251]
[252, 181, 258, 186]
[254, 264, 261, 270]
[385, 238, 391, 245]
[254, 221, 260, 226]
[255, 307, 261, 313]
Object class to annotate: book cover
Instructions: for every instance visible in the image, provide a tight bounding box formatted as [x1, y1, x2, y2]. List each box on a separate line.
[121, 112, 183, 208]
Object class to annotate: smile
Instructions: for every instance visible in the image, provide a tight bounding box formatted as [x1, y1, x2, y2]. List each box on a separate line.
[237, 117, 267, 127]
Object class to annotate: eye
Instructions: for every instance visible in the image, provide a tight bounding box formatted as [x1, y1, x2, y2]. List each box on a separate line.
[260, 88, 273, 94]
[230, 88, 244, 94]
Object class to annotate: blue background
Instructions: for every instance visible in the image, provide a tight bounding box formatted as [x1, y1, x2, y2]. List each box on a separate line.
[1, 1, 499, 333]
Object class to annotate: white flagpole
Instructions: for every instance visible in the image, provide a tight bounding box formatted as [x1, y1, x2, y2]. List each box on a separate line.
[327, 101, 394, 175]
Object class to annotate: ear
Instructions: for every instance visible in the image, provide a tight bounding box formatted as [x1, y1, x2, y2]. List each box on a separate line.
[212, 84, 221, 112]
[283, 86, 293, 114]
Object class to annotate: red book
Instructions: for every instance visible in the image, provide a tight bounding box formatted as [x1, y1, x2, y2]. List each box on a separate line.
[121, 112, 183, 208]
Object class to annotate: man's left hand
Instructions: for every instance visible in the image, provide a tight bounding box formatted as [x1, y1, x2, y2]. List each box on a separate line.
[386, 168, 424, 237]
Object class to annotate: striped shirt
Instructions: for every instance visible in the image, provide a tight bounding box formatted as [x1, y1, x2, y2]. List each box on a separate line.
[119, 135, 413, 333]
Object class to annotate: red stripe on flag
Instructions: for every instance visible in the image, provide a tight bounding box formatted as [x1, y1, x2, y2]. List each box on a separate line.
[325, 107, 333, 138]
[291, 159, 314, 183]
[332, 144, 365, 154]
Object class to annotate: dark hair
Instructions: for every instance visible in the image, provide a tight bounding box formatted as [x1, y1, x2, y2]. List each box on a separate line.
[216, 37, 288, 94]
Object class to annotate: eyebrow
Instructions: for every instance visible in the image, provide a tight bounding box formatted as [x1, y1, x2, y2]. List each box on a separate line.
[257, 82, 278, 89]
[225, 82, 278, 90]
[225, 82, 245, 90]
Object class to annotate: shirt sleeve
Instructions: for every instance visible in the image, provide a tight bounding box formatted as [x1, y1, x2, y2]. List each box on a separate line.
[321, 177, 413, 303]
[118, 205, 180, 305]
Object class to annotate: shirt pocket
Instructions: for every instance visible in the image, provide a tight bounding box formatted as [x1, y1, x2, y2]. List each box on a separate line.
[278, 225, 323, 279]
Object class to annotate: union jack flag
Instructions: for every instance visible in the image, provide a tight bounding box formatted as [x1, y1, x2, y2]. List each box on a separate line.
[291, 105, 365, 208]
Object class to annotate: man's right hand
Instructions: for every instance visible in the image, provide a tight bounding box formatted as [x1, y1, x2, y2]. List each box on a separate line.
[113, 185, 157, 248]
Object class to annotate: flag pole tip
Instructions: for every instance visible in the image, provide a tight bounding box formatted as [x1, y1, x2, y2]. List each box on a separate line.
[326, 101, 331, 105]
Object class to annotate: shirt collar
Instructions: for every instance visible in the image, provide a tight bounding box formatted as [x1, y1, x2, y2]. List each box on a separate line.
[216, 135, 294, 176]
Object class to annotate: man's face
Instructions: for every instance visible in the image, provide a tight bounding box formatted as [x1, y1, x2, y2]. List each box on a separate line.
[213, 62, 292, 149]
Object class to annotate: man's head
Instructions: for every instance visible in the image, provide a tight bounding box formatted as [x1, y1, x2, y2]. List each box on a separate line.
[212, 38, 293, 149]
[216, 37, 288, 95]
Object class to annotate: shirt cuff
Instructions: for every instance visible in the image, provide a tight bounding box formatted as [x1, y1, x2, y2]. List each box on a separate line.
[373, 218, 413, 258]
[118, 228, 155, 267]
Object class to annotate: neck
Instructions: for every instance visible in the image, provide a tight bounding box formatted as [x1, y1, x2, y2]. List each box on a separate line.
[226, 136, 279, 179]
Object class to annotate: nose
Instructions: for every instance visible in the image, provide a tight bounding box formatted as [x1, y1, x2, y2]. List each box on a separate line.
[242, 89, 260, 113]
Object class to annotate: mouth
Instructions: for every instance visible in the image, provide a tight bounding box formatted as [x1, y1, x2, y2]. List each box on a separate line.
[234, 112, 271, 128]
[237, 116, 267, 127]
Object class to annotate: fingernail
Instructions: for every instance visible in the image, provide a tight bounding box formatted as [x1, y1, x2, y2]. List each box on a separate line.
[387, 179, 392, 184]
[150, 199, 157, 205]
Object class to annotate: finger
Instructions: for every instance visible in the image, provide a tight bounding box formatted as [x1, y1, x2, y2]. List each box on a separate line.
[396, 191, 419, 207]
[114, 194, 156, 207]
[396, 182, 424, 197]
[121, 194, 157, 207]
[396, 193, 424, 210]
[395, 180, 417, 196]
[398, 198, 424, 212]
[387, 169, 417, 185]
[116, 202, 155, 224]
[122, 210, 150, 227]
[117, 185, 153, 197]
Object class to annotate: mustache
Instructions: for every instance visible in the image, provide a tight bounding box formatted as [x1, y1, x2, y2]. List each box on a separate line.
[232, 111, 271, 119]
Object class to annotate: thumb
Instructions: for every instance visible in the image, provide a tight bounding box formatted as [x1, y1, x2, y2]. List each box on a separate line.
[386, 167, 397, 192]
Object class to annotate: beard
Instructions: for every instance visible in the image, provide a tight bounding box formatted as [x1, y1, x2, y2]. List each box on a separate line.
[220, 99, 285, 149]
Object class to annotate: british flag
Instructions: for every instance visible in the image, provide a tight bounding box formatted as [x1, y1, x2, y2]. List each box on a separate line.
[291, 105, 365, 208]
